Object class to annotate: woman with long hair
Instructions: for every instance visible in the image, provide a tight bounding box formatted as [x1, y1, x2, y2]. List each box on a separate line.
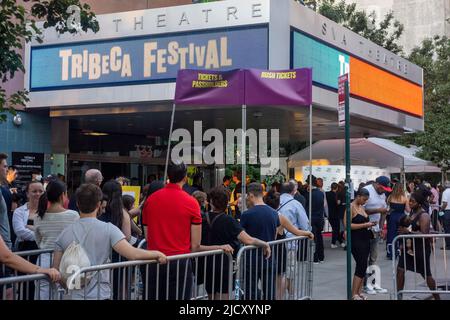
[100, 180, 131, 241]
[396, 191, 440, 300]
[34, 179, 78, 299]
[386, 182, 410, 259]
[344, 189, 376, 300]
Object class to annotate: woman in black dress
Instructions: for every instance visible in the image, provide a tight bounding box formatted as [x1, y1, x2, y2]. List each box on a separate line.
[344, 188, 376, 300]
[396, 191, 440, 300]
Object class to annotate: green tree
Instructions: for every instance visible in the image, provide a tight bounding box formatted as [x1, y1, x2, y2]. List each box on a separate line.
[301, 0, 404, 54]
[0, 0, 99, 122]
[395, 36, 450, 179]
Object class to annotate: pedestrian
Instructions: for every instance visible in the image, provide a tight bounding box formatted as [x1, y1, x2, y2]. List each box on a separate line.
[386, 182, 410, 259]
[429, 182, 441, 232]
[68, 169, 103, 212]
[122, 194, 143, 247]
[336, 181, 347, 248]
[202, 186, 270, 300]
[269, 184, 313, 299]
[34, 179, 79, 299]
[240, 183, 280, 300]
[142, 161, 232, 300]
[52, 183, 166, 300]
[327, 182, 345, 248]
[396, 191, 440, 300]
[11, 181, 45, 299]
[99, 180, 132, 299]
[344, 188, 376, 300]
[0, 153, 12, 250]
[362, 176, 390, 294]
[440, 181, 450, 249]
[305, 176, 326, 264]
[291, 179, 306, 209]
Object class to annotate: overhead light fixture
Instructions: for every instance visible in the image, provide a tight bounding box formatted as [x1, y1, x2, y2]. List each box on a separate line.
[82, 130, 109, 136]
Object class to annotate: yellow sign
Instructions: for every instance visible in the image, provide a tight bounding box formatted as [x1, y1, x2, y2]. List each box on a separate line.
[122, 186, 141, 209]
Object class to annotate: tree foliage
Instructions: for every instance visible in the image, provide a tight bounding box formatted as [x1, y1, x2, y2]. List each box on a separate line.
[301, 0, 404, 55]
[0, 0, 99, 122]
[395, 36, 450, 173]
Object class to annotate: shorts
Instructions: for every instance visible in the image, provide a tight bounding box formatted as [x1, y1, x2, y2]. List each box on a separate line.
[286, 250, 298, 280]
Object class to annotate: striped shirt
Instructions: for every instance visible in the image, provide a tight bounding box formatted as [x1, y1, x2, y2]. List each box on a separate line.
[34, 210, 79, 250]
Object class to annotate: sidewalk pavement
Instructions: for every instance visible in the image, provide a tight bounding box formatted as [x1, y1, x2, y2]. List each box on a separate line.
[312, 236, 450, 300]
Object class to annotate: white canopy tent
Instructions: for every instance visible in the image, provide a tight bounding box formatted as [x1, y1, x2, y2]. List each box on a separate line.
[287, 138, 441, 174]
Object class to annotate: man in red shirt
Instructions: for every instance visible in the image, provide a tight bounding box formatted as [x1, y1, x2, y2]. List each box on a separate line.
[142, 160, 232, 300]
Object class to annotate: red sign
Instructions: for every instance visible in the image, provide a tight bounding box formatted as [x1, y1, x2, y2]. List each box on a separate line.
[338, 74, 348, 127]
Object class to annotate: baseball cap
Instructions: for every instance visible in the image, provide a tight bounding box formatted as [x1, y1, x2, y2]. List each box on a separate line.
[375, 176, 392, 192]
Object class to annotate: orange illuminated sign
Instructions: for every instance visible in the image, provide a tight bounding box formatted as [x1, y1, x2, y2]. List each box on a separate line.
[349, 57, 423, 117]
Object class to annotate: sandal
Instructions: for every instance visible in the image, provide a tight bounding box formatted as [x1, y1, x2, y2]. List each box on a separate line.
[359, 293, 368, 300]
[351, 295, 363, 300]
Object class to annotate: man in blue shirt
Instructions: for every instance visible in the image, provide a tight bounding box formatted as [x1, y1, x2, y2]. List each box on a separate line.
[278, 181, 311, 298]
[240, 183, 279, 300]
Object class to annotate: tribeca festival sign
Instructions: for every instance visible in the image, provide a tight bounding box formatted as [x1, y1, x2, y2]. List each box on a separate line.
[172, 68, 312, 172]
[29, 1, 269, 91]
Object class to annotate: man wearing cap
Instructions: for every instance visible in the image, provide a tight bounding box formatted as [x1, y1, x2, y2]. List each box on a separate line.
[362, 176, 391, 295]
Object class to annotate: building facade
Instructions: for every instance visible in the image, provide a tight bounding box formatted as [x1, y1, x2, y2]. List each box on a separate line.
[2, 0, 425, 190]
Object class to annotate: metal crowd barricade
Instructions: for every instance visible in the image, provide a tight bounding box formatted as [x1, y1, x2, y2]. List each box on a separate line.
[392, 233, 450, 300]
[0, 248, 55, 300]
[234, 236, 313, 300]
[0, 274, 57, 300]
[63, 249, 233, 300]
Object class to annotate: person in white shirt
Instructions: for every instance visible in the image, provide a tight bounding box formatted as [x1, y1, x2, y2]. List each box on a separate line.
[441, 181, 450, 249]
[362, 176, 391, 295]
[13, 181, 44, 251]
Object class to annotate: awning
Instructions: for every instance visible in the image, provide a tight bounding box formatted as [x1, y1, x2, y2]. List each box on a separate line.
[287, 138, 442, 173]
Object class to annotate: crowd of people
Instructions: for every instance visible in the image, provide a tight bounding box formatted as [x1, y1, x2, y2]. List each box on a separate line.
[1, 151, 449, 300]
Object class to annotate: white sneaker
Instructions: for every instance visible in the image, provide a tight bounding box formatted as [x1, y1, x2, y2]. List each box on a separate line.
[340, 242, 346, 248]
[331, 244, 338, 249]
[363, 287, 377, 295]
[373, 285, 388, 294]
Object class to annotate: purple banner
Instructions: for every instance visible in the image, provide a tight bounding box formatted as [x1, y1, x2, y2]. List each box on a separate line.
[244, 68, 312, 106]
[174, 68, 312, 106]
[174, 69, 244, 105]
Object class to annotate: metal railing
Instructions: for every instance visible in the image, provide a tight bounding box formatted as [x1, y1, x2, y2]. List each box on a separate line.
[234, 236, 313, 300]
[392, 233, 450, 300]
[60, 249, 233, 300]
[1, 237, 314, 300]
[0, 273, 58, 300]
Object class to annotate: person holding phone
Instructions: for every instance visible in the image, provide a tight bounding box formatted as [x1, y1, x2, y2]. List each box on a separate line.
[344, 188, 375, 300]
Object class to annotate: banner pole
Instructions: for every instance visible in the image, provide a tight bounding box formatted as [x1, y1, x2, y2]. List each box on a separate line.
[241, 104, 247, 212]
[309, 103, 312, 223]
[164, 103, 176, 184]
[344, 79, 352, 300]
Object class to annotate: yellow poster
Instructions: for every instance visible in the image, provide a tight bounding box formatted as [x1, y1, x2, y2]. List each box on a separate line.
[122, 186, 141, 209]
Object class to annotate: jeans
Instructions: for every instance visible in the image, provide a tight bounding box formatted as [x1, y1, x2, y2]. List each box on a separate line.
[386, 212, 403, 258]
[243, 251, 276, 300]
[312, 218, 324, 262]
[368, 232, 379, 265]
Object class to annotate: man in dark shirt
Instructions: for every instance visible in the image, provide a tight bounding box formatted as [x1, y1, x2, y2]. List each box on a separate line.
[305, 176, 325, 263]
[291, 179, 306, 209]
[326, 182, 344, 248]
[240, 183, 280, 300]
